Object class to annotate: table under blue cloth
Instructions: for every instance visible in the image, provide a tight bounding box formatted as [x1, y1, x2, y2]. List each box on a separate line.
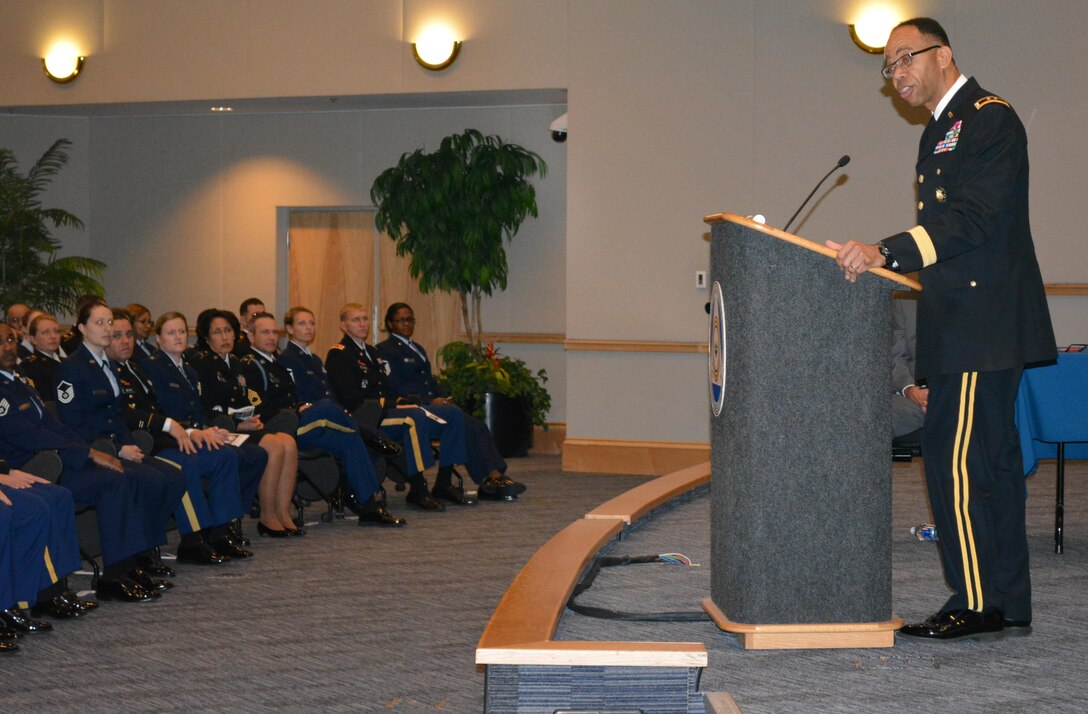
[1016, 352, 1088, 477]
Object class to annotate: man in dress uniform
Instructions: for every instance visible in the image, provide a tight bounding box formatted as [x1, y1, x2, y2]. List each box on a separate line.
[233, 298, 265, 358]
[828, 17, 1055, 640]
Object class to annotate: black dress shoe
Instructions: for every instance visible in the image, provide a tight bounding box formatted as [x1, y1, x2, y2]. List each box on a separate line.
[0, 626, 20, 641]
[129, 567, 174, 591]
[257, 522, 291, 538]
[212, 537, 254, 559]
[432, 483, 477, 505]
[1, 608, 53, 633]
[284, 526, 306, 537]
[899, 609, 1005, 639]
[139, 560, 177, 578]
[30, 596, 85, 619]
[61, 591, 99, 611]
[0, 641, 18, 653]
[96, 577, 159, 603]
[479, 475, 527, 500]
[357, 504, 406, 527]
[406, 489, 445, 511]
[229, 520, 251, 546]
[364, 433, 402, 456]
[175, 541, 230, 565]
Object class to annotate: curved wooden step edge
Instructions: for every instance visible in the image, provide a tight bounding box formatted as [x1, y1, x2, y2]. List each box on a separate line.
[586, 461, 711, 525]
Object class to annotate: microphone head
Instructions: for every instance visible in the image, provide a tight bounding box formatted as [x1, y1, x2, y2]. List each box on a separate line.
[837, 154, 851, 168]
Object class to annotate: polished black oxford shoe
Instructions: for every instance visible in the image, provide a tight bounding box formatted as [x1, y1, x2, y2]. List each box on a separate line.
[30, 596, 85, 619]
[479, 474, 527, 500]
[129, 567, 174, 592]
[432, 483, 476, 506]
[0, 641, 18, 653]
[899, 609, 1005, 639]
[357, 504, 406, 527]
[1, 608, 54, 633]
[139, 560, 177, 578]
[0, 625, 21, 641]
[175, 541, 230, 565]
[406, 489, 445, 511]
[96, 576, 159, 603]
[61, 590, 99, 611]
[229, 519, 251, 546]
[213, 537, 255, 559]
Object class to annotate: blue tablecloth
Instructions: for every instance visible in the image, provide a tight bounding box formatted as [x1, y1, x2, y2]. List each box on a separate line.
[1016, 352, 1088, 476]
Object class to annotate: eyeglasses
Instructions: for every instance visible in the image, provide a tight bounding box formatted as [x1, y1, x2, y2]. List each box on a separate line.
[881, 45, 940, 80]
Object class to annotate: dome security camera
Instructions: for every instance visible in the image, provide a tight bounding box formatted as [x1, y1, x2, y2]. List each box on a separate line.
[549, 112, 567, 143]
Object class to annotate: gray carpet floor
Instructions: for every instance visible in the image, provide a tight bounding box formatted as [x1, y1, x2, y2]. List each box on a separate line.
[3, 456, 649, 713]
[7, 456, 1086, 712]
[555, 458, 1088, 713]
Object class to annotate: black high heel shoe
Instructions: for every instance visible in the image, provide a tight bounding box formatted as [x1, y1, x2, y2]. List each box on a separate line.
[257, 522, 290, 538]
[283, 526, 306, 537]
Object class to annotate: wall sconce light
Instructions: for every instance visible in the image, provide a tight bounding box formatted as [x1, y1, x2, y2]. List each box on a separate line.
[43, 43, 85, 83]
[413, 25, 462, 71]
[849, 6, 898, 54]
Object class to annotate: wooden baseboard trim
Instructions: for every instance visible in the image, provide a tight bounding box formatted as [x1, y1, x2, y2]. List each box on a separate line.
[702, 598, 903, 650]
[562, 438, 710, 475]
[529, 423, 565, 456]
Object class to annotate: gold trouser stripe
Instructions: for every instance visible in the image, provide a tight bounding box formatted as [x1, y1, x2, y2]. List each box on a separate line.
[380, 417, 424, 471]
[154, 456, 182, 469]
[179, 492, 201, 531]
[44, 545, 59, 584]
[908, 225, 937, 267]
[296, 418, 356, 437]
[951, 372, 983, 611]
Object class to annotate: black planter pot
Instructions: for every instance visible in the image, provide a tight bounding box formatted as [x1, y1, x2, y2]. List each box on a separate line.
[482, 392, 533, 458]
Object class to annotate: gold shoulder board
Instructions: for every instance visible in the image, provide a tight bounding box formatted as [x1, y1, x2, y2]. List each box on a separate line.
[330, 343, 345, 350]
[975, 95, 1010, 110]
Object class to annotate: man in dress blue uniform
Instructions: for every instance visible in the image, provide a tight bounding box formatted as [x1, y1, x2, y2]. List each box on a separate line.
[828, 17, 1056, 640]
[0, 323, 166, 603]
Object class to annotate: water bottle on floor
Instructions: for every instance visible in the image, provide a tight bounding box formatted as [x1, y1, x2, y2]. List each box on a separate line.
[911, 523, 938, 541]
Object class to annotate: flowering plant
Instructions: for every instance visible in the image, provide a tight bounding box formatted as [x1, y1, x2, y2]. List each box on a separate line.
[436, 341, 551, 428]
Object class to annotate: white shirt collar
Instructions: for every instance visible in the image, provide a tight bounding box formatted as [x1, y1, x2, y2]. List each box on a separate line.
[932, 73, 968, 119]
[290, 340, 311, 356]
[254, 348, 276, 361]
[349, 335, 369, 351]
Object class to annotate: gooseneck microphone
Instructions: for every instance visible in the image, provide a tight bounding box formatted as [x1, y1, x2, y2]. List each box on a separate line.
[782, 154, 851, 233]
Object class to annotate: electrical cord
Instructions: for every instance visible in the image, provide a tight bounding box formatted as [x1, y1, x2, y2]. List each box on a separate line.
[566, 553, 711, 622]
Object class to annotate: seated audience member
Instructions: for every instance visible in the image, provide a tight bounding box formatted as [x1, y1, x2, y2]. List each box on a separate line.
[377, 303, 526, 500]
[240, 312, 406, 527]
[326, 303, 474, 506]
[233, 297, 266, 358]
[0, 321, 169, 603]
[60, 294, 103, 356]
[190, 309, 300, 537]
[56, 300, 238, 569]
[5, 303, 31, 361]
[1, 495, 23, 652]
[278, 306, 441, 511]
[1, 460, 91, 629]
[125, 303, 157, 362]
[892, 297, 926, 442]
[16, 313, 67, 397]
[106, 309, 261, 555]
[137, 310, 267, 546]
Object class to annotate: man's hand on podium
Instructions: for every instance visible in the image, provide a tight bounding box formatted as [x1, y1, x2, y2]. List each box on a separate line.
[826, 240, 885, 283]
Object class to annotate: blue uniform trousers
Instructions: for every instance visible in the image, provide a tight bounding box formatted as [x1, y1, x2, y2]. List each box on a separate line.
[0, 487, 51, 604]
[0, 484, 81, 600]
[424, 405, 505, 484]
[1, 505, 18, 608]
[296, 400, 380, 499]
[147, 446, 240, 533]
[58, 464, 154, 566]
[382, 405, 468, 474]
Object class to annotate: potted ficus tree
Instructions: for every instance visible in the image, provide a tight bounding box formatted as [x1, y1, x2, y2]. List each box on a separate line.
[0, 139, 105, 313]
[370, 129, 549, 456]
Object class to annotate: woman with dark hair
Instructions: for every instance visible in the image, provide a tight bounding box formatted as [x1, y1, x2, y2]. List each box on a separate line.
[125, 303, 157, 362]
[376, 302, 526, 500]
[190, 309, 302, 537]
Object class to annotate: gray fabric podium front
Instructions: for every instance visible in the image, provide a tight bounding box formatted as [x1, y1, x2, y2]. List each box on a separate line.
[702, 213, 917, 649]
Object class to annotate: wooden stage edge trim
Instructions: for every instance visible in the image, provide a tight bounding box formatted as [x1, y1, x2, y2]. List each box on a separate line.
[563, 437, 710, 475]
[702, 598, 903, 650]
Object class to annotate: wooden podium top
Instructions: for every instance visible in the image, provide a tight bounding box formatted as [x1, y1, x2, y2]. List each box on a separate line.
[704, 212, 921, 292]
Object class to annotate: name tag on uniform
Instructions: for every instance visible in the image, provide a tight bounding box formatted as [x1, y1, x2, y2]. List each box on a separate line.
[92, 389, 108, 397]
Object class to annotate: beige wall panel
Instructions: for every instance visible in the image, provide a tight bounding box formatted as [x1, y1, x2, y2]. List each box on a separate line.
[401, 0, 567, 93]
[243, 0, 403, 98]
[565, 0, 752, 343]
[566, 350, 709, 443]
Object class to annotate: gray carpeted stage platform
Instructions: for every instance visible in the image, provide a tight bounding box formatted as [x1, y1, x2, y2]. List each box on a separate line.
[555, 458, 1088, 713]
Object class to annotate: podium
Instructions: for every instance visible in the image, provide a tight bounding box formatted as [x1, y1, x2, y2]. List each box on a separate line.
[701, 213, 920, 649]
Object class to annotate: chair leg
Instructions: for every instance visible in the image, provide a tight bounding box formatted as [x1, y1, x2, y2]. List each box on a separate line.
[80, 551, 101, 591]
[1055, 443, 1065, 555]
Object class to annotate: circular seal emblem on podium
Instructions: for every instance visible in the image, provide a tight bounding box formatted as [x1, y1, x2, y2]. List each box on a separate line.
[708, 281, 726, 416]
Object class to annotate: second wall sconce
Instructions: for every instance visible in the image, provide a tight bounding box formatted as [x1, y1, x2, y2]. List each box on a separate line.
[849, 6, 899, 54]
[43, 43, 85, 83]
[413, 25, 462, 70]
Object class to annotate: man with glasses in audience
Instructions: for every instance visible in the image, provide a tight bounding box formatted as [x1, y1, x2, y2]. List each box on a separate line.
[826, 17, 1054, 640]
